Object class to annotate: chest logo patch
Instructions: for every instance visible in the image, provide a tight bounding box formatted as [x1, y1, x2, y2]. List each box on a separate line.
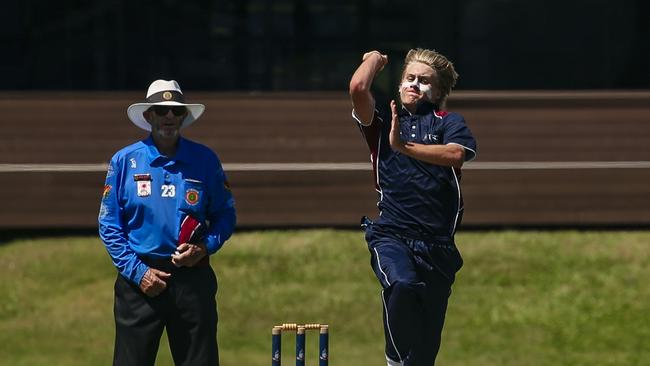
[134, 174, 152, 197]
[185, 189, 200, 205]
[423, 134, 440, 144]
[137, 181, 151, 197]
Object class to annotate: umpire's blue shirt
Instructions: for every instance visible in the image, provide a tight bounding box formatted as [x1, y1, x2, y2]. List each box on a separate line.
[98, 136, 236, 285]
[354, 100, 477, 239]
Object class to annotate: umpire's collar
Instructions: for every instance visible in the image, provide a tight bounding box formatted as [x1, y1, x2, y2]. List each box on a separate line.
[399, 100, 438, 117]
[143, 136, 192, 165]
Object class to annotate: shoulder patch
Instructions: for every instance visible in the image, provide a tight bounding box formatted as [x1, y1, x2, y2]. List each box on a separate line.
[185, 189, 200, 205]
[102, 185, 112, 200]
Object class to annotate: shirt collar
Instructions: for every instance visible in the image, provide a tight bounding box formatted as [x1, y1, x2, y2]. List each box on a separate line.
[174, 137, 192, 163]
[143, 135, 192, 165]
[398, 100, 438, 117]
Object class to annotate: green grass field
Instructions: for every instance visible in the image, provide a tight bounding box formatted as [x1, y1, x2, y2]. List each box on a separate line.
[1, 230, 649, 366]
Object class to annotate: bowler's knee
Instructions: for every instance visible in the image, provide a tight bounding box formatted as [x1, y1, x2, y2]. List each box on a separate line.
[390, 280, 426, 299]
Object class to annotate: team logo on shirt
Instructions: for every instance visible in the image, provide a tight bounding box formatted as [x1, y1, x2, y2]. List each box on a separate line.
[185, 189, 200, 205]
[137, 181, 151, 197]
[423, 134, 440, 144]
[130, 158, 137, 169]
[134, 174, 152, 197]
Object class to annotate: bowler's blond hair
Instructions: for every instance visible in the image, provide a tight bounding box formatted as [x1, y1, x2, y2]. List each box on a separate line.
[401, 48, 459, 107]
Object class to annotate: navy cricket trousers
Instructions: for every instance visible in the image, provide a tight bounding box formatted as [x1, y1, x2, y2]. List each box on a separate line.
[365, 224, 463, 366]
[113, 263, 219, 366]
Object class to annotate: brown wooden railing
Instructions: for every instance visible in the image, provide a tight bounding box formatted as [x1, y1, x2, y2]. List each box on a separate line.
[2, 91, 649, 229]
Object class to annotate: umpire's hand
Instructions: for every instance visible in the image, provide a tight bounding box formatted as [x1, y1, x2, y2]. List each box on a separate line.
[171, 242, 207, 267]
[139, 268, 171, 297]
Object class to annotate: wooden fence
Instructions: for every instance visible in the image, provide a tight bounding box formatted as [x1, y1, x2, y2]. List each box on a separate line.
[1, 91, 649, 229]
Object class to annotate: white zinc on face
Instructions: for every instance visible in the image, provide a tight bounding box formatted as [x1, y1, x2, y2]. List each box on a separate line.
[398, 62, 438, 106]
[400, 76, 433, 100]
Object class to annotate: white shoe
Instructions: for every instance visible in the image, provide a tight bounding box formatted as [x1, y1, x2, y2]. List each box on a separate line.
[386, 355, 403, 366]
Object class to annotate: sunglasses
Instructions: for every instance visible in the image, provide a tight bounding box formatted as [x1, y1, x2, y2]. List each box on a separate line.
[151, 105, 187, 116]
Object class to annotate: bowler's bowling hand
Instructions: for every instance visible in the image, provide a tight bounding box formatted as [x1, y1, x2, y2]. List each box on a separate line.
[139, 268, 171, 297]
[172, 242, 207, 267]
[362, 51, 388, 71]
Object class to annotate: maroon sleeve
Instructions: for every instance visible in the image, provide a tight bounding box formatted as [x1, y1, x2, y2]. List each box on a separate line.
[353, 109, 386, 191]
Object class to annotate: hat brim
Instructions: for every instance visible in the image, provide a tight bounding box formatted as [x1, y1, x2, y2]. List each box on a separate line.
[127, 101, 205, 131]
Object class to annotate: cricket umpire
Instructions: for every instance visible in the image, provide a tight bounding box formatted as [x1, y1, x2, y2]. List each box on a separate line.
[98, 79, 236, 365]
[350, 49, 477, 365]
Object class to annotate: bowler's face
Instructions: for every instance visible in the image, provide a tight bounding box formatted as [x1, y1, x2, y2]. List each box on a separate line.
[399, 62, 439, 107]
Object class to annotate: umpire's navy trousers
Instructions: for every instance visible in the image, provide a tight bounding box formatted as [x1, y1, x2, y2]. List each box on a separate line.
[113, 262, 219, 366]
[365, 224, 463, 366]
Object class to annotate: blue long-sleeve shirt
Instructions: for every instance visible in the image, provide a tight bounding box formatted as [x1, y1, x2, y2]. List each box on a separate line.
[98, 136, 236, 285]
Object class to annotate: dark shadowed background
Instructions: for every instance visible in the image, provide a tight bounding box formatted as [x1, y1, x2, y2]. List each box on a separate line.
[3, 0, 649, 92]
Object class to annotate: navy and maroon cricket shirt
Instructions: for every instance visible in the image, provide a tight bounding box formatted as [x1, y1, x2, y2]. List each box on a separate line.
[353, 100, 477, 239]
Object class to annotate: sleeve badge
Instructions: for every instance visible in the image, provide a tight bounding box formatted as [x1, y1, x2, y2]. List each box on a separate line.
[102, 185, 112, 200]
[185, 189, 200, 205]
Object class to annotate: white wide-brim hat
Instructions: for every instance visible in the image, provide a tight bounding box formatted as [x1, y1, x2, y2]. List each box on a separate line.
[127, 79, 205, 131]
